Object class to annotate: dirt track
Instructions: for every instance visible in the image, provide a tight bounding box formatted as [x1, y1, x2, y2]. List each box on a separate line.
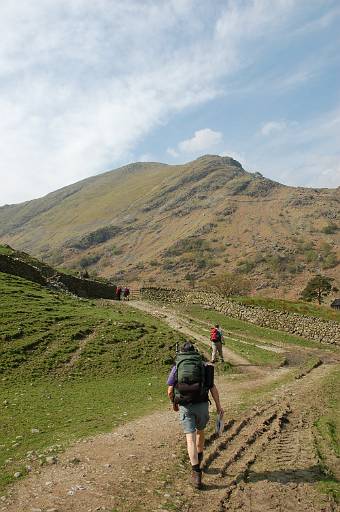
[2, 301, 339, 512]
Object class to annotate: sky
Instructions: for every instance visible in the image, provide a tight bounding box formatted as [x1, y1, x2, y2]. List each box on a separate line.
[0, 0, 339, 206]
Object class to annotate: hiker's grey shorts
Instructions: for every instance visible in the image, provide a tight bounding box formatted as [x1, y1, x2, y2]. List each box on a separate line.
[178, 402, 209, 433]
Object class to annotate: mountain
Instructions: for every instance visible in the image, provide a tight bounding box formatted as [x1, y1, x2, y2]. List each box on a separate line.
[0, 155, 339, 298]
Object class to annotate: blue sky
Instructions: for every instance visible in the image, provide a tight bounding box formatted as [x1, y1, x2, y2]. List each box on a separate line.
[0, 0, 339, 206]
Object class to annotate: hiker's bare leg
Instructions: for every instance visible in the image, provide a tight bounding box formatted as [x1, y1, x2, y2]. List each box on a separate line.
[211, 342, 217, 362]
[217, 342, 224, 361]
[186, 432, 198, 465]
[196, 429, 205, 453]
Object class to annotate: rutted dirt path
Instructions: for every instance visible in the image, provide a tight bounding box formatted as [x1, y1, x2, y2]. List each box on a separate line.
[174, 364, 338, 512]
[2, 302, 339, 512]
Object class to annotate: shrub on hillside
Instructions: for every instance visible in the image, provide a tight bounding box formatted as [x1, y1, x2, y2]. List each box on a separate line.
[322, 253, 338, 269]
[71, 225, 122, 250]
[236, 260, 256, 274]
[321, 222, 338, 234]
[204, 272, 251, 297]
[79, 254, 101, 268]
[165, 237, 211, 257]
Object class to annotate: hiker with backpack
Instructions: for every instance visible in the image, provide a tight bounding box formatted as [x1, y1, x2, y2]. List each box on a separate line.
[210, 324, 224, 363]
[167, 342, 224, 489]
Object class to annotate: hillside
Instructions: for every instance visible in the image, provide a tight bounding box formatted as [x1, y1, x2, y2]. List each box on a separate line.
[0, 270, 189, 490]
[0, 155, 339, 298]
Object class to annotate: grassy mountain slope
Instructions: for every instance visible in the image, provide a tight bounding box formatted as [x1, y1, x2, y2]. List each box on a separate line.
[0, 155, 339, 298]
[0, 270, 188, 489]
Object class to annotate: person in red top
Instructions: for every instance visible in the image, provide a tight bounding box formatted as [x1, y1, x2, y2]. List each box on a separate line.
[210, 324, 224, 363]
[116, 286, 122, 300]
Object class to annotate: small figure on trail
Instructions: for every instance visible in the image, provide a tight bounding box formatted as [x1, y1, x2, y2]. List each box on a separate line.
[167, 342, 224, 489]
[120, 287, 126, 300]
[124, 287, 130, 300]
[116, 286, 122, 300]
[210, 324, 224, 364]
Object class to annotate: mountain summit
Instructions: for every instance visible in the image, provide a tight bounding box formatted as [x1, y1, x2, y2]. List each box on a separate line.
[0, 155, 338, 297]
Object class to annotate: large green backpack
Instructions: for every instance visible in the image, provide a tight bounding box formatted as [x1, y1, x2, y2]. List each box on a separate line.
[174, 352, 208, 405]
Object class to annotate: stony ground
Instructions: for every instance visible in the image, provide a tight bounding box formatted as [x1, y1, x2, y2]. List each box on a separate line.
[1, 301, 339, 512]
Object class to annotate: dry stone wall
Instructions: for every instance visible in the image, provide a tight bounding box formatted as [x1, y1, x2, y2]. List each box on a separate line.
[0, 254, 46, 286]
[0, 254, 117, 300]
[140, 287, 339, 345]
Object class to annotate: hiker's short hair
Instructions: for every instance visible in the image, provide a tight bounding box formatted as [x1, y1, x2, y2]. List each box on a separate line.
[181, 341, 196, 352]
[215, 324, 219, 328]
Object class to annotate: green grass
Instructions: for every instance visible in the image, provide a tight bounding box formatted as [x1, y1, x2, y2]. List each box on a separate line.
[0, 244, 14, 255]
[0, 271, 188, 491]
[0, 374, 168, 491]
[315, 367, 340, 454]
[313, 367, 340, 503]
[230, 295, 340, 323]
[178, 304, 322, 349]
[176, 311, 285, 367]
[0, 272, 184, 379]
[225, 338, 285, 367]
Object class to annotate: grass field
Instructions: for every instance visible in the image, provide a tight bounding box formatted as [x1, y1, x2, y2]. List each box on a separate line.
[0, 271, 187, 491]
[314, 367, 340, 502]
[177, 304, 328, 350]
[230, 295, 340, 322]
[173, 309, 286, 367]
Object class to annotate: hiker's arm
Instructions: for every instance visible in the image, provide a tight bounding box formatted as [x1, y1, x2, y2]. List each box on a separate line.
[168, 385, 179, 411]
[210, 385, 224, 416]
[167, 385, 174, 402]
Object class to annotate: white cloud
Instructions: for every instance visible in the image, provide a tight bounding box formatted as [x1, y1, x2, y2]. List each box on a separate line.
[0, 0, 330, 204]
[166, 147, 179, 158]
[178, 128, 223, 154]
[261, 121, 288, 136]
[167, 128, 223, 159]
[247, 108, 340, 188]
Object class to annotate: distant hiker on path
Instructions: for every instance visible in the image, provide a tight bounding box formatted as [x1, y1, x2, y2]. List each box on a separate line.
[116, 286, 122, 300]
[210, 324, 224, 363]
[167, 342, 224, 489]
[123, 287, 130, 300]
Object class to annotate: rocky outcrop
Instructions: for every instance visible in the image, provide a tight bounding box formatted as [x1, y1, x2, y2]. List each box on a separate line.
[140, 287, 339, 345]
[0, 253, 117, 300]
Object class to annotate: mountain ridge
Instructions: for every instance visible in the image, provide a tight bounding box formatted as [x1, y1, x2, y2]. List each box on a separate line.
[1, 155, 339, 298]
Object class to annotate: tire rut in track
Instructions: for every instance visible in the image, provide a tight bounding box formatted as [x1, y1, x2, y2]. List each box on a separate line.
[180, 366, 338, 512]
[184, 401, 291, 512]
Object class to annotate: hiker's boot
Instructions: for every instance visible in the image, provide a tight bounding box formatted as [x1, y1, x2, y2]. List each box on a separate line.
[191, 469, 202, 490]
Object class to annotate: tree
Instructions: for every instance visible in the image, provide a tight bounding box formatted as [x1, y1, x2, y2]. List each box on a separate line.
[185, 273, 197, 289]
[205, 272, 251, 297]
[300, 274, 334, 305]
